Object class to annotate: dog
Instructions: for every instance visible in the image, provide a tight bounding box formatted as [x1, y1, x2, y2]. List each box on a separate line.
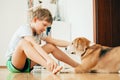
[70, 37, 120, 73]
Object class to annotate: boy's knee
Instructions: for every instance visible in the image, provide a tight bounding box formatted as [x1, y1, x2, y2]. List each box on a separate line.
[46, 43, 56, 50]
[19, 39, 32, 47]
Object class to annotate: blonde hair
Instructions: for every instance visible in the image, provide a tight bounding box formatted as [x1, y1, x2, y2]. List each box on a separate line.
[28, 6, 53, 24]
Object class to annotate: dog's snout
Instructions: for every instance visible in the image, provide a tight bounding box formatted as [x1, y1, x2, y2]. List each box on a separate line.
[71, 52, 76, 54]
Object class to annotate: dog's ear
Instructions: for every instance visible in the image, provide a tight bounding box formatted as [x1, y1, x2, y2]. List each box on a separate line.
[81, 37, 90, 48]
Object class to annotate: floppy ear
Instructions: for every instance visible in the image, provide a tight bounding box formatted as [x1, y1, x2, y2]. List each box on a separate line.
[81, 44, 102, 60]
[80, 37, 90, 49]
[75, 37, 90, 57]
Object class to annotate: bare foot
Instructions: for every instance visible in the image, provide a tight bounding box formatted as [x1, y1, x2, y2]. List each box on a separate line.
[52, 66, 63, 74]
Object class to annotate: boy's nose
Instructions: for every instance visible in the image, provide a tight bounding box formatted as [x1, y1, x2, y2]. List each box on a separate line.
[43, 28, 46, 31]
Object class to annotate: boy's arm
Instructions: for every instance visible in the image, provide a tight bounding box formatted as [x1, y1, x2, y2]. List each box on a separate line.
[45, 36, 71, 47]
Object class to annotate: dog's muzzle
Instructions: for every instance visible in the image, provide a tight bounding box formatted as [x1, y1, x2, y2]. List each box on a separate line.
[65, 44, 76, 54]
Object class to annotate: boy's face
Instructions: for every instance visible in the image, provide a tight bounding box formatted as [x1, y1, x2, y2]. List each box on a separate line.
[35, 19, 51, 34]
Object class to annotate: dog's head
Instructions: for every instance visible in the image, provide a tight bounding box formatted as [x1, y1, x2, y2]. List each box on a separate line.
[71, 37, 91, 56]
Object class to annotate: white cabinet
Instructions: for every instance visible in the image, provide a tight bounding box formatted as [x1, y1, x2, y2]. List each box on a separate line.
[51, 21, 71, 41]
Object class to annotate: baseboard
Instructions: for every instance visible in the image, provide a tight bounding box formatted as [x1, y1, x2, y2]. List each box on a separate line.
[0, 66, 7, 68]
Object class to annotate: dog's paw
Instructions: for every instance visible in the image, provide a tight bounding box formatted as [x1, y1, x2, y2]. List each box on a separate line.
[74, 66, 87, 73]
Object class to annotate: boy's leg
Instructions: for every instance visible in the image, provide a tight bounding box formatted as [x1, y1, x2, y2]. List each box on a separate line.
[11, 39, 62, 74]
[11, 39, 52, 72]
[42, 44, 79, 67]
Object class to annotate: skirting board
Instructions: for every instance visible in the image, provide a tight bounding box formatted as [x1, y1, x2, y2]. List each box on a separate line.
[0, 66, 7, 68]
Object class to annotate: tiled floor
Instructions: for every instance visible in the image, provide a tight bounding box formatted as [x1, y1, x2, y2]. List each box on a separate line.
[1, 68, 120, 80]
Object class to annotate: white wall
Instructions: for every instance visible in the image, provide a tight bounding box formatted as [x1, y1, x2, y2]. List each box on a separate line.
[51, 21, 71, 41]
[59, 0, 93, 41]
[0, 0, 27, 66]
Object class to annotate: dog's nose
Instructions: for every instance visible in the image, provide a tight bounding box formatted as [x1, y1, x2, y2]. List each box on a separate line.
[71, 52, 76, 54]
[65, 47, 67, 50]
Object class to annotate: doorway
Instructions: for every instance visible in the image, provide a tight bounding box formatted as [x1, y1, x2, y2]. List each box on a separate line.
[93, 0, 120, 47]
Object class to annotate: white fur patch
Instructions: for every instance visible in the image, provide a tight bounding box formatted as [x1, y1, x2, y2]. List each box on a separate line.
[66, 44, 82, 64]
[66, 44, 75, 54]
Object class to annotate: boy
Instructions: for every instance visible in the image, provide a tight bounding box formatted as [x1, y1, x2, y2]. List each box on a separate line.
[6, 8, 79, 74]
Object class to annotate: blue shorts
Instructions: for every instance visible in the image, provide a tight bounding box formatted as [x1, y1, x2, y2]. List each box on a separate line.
[6, 57, 33, 73]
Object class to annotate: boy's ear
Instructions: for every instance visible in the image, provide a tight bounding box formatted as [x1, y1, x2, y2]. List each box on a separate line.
[32, 17, 38, 22]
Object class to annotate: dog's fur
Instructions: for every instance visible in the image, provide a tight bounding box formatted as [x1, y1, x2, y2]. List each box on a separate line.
[71, 37, 120, 73]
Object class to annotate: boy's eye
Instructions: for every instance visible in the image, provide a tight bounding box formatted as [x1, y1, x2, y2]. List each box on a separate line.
[44, 24, 47, 26]
[43, 23, 47, 27]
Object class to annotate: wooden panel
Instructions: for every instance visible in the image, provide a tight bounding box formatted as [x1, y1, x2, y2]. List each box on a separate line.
[111, 0, 120, 46]
[95, 0, 120, 47]
[96, 0, 112, 46]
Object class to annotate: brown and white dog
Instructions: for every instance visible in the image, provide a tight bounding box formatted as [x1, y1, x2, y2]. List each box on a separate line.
[70, 37, 120, 73]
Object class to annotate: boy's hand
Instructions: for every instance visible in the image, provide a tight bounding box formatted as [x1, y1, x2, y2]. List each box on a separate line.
[46, 59, 57, 72]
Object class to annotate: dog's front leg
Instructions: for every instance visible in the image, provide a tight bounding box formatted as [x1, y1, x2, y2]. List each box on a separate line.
[75, 64, 87, 73]
[75, 47, 102, 73]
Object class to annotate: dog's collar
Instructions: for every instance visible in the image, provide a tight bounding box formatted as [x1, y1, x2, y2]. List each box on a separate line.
[81, 48, 88, 57]
[81, 42, 95, 57]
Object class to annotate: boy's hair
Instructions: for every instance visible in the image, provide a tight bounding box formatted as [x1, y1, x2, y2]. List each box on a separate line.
[29, 7, 53, 24]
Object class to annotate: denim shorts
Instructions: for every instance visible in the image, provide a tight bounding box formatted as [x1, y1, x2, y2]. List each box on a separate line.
[6, 57, 33, 73]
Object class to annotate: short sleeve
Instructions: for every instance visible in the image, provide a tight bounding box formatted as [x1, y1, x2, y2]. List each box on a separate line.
[18, 25, 32, 38]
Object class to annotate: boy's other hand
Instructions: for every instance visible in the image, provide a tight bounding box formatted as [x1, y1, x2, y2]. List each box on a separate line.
[46, 59, 57, 72]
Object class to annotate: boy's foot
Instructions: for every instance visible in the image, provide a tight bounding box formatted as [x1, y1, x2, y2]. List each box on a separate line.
[52, 66, 63, 74]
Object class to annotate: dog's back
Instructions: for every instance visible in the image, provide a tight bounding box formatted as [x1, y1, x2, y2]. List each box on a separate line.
[92, 46, 120, 73]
